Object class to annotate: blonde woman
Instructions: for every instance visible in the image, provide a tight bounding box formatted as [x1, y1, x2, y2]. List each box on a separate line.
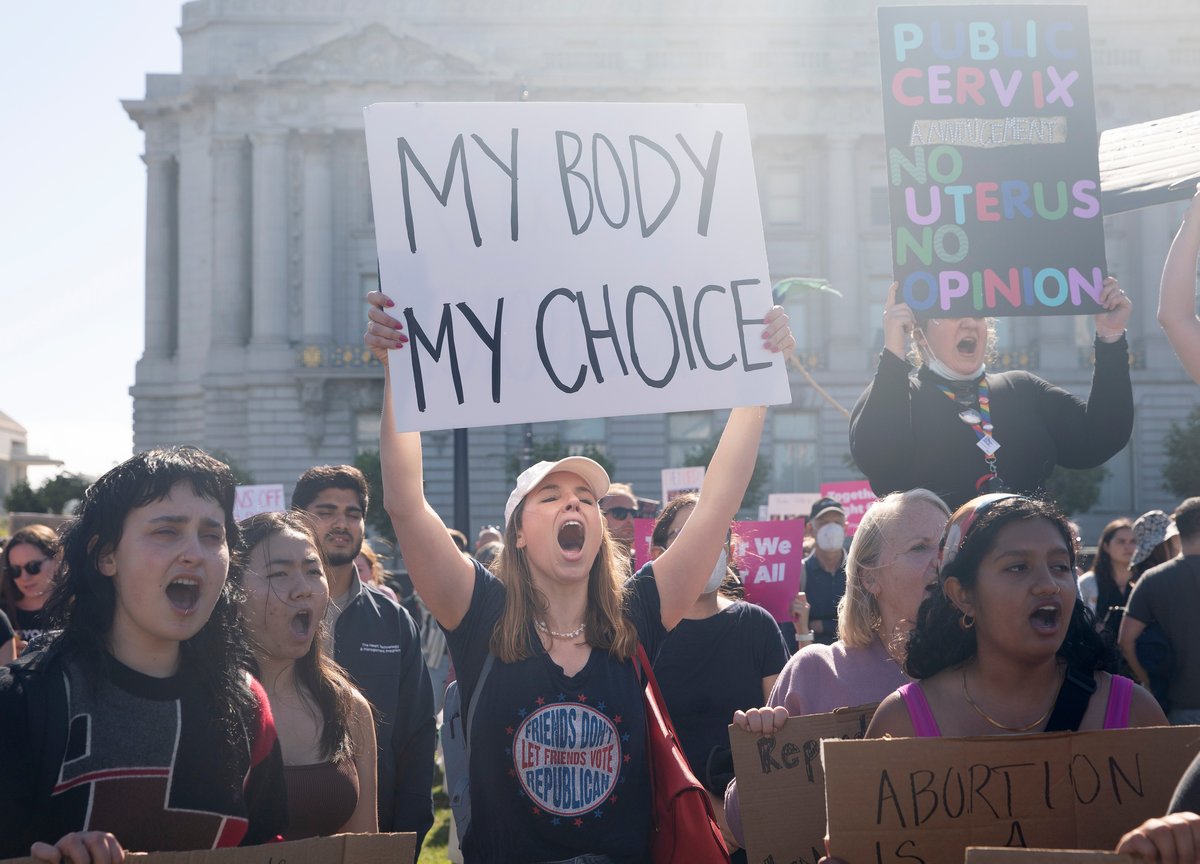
[723, 489, 950, 847]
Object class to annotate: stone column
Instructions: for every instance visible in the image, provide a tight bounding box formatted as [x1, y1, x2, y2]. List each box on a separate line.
[825, 133, 861, 368]
[143, 151, 177, 357]
[301, 131, 334, 345]
[251, 130, 290, 346]
[211, 136, 250, 348]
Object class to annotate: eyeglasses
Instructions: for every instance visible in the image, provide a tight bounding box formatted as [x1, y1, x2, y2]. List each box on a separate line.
[5, 558, 49, 580]
[603, 506, 637, 521]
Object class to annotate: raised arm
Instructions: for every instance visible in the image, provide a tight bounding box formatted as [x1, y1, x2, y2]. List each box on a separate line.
[651, 306, 793, 630]
[366, 291, 475, 630]
[1160, 185, 1200, 383]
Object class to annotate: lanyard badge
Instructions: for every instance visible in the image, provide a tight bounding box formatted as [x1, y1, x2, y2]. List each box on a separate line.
[938, 378, 1004, 490]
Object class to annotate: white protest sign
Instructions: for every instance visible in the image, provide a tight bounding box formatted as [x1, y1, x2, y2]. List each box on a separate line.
[661, 466, 706, 505]
[768, 492, 820, 521]
[364, 102, 790, 432]
[233, 484, 286, 521]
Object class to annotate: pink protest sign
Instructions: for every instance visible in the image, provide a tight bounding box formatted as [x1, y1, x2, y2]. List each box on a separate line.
[632, 518, 656, 572]
[735, 519, 806, 622]
[820, 480, 878, 537]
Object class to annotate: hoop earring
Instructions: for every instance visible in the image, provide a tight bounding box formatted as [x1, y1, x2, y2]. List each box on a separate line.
[960, 612, 975, 630]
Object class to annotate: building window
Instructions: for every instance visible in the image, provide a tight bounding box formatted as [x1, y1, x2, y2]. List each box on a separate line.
[771, 411, 820, 492]
[667, 411, 715, 469]
[765, 168, 804, 225]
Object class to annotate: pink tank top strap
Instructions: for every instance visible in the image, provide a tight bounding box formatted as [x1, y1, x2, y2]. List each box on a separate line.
[1103, 674, 1134, 729]
[898, 682, 942, 737]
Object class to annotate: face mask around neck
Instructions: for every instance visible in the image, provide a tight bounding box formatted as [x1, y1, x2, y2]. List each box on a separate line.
[703, 548, 728, 594]
[920, 331, 985, 381]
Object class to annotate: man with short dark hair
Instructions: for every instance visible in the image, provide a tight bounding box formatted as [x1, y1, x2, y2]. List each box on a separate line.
[600, 482, 638, 554]
[292, 465, 435, 856]
[1120, 497, 1200, 725]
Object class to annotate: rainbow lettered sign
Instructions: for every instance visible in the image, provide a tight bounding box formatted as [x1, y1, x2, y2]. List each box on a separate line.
[878, 5, 1106, 318]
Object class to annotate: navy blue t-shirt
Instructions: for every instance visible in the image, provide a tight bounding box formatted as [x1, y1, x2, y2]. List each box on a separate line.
[651, 597, 789, 791]
[446, 560, 665, 864]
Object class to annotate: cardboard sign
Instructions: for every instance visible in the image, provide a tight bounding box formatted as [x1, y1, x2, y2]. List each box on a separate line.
[729, 704, 879, 864]
[661, 465, 706, 506]
[233, 483, 286, 521]
[967, 849, 1133, 863]
[364, 102, 791, 432]
[736, 519, 806, 622]
[878, 5, 1107, 318]
[768, 492, 820, 522]
[1099, 110, 1200, 215]
[824, 726, 1200, 864]
[819, 480, 878, 537]
[0, 833, 416, 864]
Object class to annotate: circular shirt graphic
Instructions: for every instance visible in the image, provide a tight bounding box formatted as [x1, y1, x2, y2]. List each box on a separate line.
[513, 702, 621, 817]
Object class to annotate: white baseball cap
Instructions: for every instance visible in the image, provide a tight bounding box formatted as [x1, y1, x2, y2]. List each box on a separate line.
[504, 457, 611, 527]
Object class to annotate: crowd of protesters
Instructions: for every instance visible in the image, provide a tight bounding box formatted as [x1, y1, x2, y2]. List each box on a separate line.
[3, 188, 1200, 864]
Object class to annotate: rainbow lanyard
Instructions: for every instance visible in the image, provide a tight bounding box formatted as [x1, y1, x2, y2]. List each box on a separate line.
[937, 377, 1001, 482]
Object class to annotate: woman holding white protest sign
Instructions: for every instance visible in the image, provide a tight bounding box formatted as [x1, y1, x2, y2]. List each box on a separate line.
[365, 287, 795, 864]
[868, 493, 1165, 740]
[646, 493, 790, 860]
[1159, 183, 1200, 385]
[722, 488, 950, 848]
[849, 279, 1133, 511]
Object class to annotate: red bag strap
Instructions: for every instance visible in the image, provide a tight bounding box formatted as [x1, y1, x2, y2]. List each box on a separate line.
[635, 642, 674, 738]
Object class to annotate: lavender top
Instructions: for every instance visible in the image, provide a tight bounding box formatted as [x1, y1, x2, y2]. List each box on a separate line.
[723, 635, 909, 846]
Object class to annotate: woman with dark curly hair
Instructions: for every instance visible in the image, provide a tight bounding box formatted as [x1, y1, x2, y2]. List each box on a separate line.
[0, 447, 287, 863]
[869, 494, 1164, 738]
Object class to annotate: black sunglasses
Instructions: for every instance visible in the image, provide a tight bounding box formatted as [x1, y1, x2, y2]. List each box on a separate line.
[5, 558, 49, 580]
[603, 506, 637, 521]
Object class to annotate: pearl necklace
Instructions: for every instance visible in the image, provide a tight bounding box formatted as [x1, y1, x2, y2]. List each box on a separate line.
[535, 619, 586, 640]
[961, 666, 1055, 733]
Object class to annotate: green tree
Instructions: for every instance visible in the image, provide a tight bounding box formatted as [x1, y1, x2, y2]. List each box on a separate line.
[38, 473, 89, 515]
[1164, 405, 1200, 500]
[505, 437, 616, 485]
[1043, 464, 1108, 516]
[353, 449, 396, 545]
[4, 481, 45, 513]
[683, 435, 771, 515]
[208, 449, 256, 485]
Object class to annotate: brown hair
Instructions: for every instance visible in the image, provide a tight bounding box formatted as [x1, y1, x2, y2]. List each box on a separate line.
[2, 523, 61, 617]
[489, 499, 637, 663]
[240, 510, 359, 762]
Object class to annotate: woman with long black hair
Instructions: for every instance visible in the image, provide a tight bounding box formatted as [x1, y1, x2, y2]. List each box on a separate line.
[869, 494, 1165, 738]
[1077, 517, 1136, 636]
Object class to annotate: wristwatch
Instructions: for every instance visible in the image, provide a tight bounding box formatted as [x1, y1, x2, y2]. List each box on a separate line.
[796, 631, 815, 645]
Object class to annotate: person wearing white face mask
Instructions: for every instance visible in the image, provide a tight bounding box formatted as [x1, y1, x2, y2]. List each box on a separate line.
[646, 493, 790, 862]
[849, 279, 1134, 511]
[796, 497, 850, 649]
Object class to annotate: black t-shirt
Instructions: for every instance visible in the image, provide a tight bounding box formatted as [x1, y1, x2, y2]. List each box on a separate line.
[651, 596, 789, 791]
[1170, 751, 1200, 814]
[445, 560, 665, 864]
[13, 607, 47, 645]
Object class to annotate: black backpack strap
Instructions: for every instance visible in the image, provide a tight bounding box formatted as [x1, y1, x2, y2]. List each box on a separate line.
[1045, 665, 1096, 732]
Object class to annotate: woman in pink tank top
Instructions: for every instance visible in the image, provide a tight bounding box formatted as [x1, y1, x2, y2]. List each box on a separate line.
[869, 494, 1166, 739]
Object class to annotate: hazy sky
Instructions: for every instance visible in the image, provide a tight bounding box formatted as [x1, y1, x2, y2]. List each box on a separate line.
[1, 3, 183, 484]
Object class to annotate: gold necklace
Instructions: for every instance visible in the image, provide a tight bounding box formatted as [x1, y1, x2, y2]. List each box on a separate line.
[961, 666, 1056, 733]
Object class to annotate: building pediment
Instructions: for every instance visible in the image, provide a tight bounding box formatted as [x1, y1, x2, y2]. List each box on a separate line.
[258, 22, 499, 85]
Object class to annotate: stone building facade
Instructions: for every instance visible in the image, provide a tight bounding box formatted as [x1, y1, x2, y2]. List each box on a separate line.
[124, 0, 1200, 540]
